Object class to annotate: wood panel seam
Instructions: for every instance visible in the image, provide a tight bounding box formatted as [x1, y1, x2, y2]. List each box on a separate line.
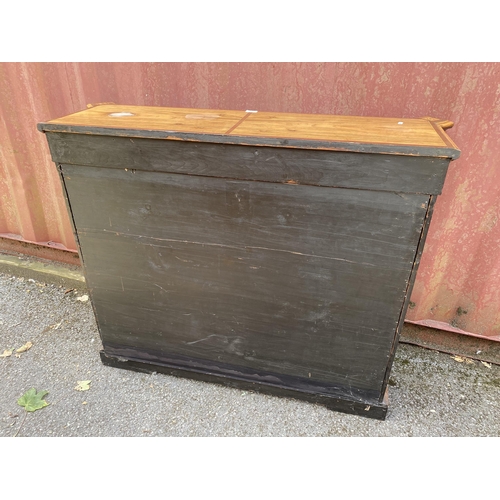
[224, 112, 253, 134]
[429, 120, 460, 151]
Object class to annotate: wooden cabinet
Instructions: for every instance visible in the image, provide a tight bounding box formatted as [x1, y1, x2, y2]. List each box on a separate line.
[38, 105, 460, 419]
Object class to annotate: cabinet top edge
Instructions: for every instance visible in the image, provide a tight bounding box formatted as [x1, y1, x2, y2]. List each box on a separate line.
[37, 104, 461, 160]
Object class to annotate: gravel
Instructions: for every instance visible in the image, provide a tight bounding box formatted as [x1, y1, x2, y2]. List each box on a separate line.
[1, 272, 499, 437]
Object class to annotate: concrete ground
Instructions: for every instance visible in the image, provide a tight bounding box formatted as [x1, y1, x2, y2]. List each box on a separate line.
[1, 255, 499, 437]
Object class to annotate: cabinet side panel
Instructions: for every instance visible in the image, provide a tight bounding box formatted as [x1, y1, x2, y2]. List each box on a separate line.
[380, 194, 437, 399]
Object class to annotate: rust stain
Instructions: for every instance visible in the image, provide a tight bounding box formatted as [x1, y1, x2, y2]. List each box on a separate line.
[1, 62, 500, 337]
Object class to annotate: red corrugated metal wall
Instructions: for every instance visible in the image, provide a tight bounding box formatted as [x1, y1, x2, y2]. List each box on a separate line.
[1, 63, 499, 338]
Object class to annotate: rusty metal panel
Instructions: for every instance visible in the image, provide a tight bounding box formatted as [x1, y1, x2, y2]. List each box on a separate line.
[0, 63, 76, 252]
[403, 64, 500, 340]
[1, 62, 499, 338]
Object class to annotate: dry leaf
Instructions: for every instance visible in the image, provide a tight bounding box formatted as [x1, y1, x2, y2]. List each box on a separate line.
[0, 349, 13, 358]
[75, 380, 91, 391]
[481, 361, 492, 369]
[16, 341, 33, 353]
[452, 355, 474, 364]
[76, 295, 89, 302]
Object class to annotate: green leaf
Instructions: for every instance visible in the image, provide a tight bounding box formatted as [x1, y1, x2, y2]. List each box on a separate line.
[17, 388, 50, 412]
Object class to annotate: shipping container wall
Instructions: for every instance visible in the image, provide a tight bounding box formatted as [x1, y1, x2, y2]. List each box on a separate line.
[1, 62, 499, 338]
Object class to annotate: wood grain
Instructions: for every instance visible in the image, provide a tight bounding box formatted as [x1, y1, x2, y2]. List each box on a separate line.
[43, 105, 247, 135]
[38, 104, 461, 158]
[232, 111, 447, 147]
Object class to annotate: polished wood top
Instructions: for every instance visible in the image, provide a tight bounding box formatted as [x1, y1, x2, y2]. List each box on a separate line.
[38, 104, 460, 158]
[44, 105, 247, 135]
[235, 112, 447, 147]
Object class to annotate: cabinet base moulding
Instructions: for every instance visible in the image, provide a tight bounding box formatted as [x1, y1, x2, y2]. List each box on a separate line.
[100, 349, 389, 420]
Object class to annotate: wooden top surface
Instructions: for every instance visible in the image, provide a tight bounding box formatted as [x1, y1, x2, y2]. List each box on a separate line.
[38, 104, 460, 158]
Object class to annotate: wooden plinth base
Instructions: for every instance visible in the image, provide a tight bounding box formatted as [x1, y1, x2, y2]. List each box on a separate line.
[100, 350, 388, 420]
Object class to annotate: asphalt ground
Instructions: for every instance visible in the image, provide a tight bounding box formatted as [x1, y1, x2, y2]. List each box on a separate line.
[1, 264, 498, 499]
[1, 270, 499, 438]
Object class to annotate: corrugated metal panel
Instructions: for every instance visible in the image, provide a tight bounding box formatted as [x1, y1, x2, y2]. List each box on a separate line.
[0, 63, 76, 251]
[403, 64, 500, 340]
[1, 62, 499, 337]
